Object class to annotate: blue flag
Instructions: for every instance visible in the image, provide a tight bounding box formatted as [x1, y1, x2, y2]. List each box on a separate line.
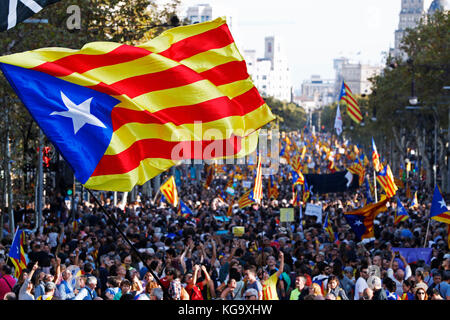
[0, 63, 117, 185]
[364, 177, 373, 204]
[179, 200, 192, 217]
[344, 214, 367, 242]
[430, 185, 450, 223]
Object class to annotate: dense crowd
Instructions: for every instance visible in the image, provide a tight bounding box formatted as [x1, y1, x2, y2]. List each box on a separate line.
[0, 131, 449, 301]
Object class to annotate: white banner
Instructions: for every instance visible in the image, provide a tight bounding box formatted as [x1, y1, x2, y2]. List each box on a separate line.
[305, 203, 323, 223]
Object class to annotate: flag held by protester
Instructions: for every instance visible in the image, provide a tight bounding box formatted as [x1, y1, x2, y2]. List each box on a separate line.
[178, 200, 192, 218]
[0, 17, 275, 191]
[8, 228, 27, 278]
[339, 81, 362, 124]
[371, 137, 382, 172]
[430, 185, 450, 224]
[304, 171, 359, 195]
[238, 190, 255, 209]
[395, 198, 410, 225]
[344, 196, 388, 242]
[160, 176, 178, 208]
[376, 165, 398, 198]
[323, 212, 336, 242]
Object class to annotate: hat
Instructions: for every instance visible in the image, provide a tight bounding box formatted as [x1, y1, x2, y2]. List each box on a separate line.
[344, 266, 353, 273]
[444, 253, 450, 260]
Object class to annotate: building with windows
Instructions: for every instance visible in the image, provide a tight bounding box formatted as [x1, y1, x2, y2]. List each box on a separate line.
[390, 0, 449, 59]
[300, 75, 335, 107]
[243, 36, 293, 103]
[333, 57, 381, 98]
[185, 3, 213, 24]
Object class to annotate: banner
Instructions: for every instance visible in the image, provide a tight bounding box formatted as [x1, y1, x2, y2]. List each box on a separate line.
[243, 180, 252, 189]
[391, 247, 433, 266]
[232, 226, 245, 237]
[305, 171, 359, 194]
[280, 208, 295, 222]
[305, 203, 322, 223]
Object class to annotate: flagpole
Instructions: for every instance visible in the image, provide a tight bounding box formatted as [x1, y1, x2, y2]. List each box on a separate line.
[152, 188, 161, 204]
[86, 188, 172, 300]
[373, 170, 377, 202]
[423, 218, 431, 248]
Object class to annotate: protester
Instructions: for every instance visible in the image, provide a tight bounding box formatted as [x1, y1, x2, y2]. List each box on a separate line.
[0, 130, 448, 303]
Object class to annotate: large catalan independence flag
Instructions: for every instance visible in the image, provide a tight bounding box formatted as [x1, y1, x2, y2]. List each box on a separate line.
[339, 81, 362, 124]
[0, 17, 275, 191]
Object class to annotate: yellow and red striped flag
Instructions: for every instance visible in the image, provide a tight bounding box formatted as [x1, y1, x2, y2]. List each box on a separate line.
[203, 164, 215, 189]
[253, 155, 263, 203]
[238, 190, 255, 209]
[376, 165, 398, 198]
[290, 153, 302, 173]
[160, 176, 178, 207]
[339, 81, 362, 124]
[371, 137, 382, 172]
[0, 17, 275, 192]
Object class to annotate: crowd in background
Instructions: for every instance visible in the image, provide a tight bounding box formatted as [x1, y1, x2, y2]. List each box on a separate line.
[0, 131, 449, 301]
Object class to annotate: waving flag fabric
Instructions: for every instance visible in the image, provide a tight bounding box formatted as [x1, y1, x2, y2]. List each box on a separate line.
[363, 177, 374, 204]
[0, 17, 275, 191]
[334, 104, 343, 136]
[0, 0, 60, 31]
[323, 212, 336, 242]
[253, 155, 263, 203]
[291, 169, 305, 186]
[160, 176, 178, 207]
[344, 196, 388, 242]
[372, 137, 382, 172]
[376, 165, 398, 198]
[430, 185, 450, 224]
[410, 191, 419, 209]
[178, 200, 192, 218]
[395, 198, 410, 225]
[268, 175, 279, 199]
[238, 190, 255, 209]
[338, 81, 362, 124]
[8, 228, 27, 278]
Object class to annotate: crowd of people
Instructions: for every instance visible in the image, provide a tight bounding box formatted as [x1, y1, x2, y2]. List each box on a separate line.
[0, 131, 449, 301]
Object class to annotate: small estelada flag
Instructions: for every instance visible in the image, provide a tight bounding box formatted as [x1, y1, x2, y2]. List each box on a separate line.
[160, 176, 178, 208]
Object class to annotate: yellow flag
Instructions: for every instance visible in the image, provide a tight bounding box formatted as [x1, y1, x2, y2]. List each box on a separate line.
[160, 176, 178, 207]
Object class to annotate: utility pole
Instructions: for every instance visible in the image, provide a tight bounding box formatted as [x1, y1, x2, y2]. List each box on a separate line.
[37, 130, 43, 232]
[4, 97, 14, 234]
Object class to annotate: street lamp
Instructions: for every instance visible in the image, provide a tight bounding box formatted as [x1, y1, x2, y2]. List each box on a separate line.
[409, 96, 419, 106]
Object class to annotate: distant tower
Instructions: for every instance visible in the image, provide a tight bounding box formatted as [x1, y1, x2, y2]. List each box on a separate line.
[186, 3, 213, 24]
[428, 0, 449, 14]
[392, 0, 424, 59]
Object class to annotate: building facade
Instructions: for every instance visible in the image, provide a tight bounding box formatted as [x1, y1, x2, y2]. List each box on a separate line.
[243, 36, 293, 102]
[185, 3, 213, 24]
[333, 58, 381, 98]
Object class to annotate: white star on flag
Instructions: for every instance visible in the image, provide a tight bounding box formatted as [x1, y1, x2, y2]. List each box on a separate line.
[438, 199, 447, 208]
[354, 220, 363, 226]
[51, 91, 106, 134]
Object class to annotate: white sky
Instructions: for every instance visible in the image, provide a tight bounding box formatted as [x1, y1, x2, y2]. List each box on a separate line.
[159, 0, 434, 89]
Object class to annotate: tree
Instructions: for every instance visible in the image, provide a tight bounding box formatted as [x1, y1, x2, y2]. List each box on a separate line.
[263, 96, 307, 131]
[364, 10, 449, 190]
[0, 0, 183, 217]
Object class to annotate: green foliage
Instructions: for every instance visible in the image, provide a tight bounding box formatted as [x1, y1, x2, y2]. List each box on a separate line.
[0, 0, 183, 202]
[263, 96, 307, 131]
